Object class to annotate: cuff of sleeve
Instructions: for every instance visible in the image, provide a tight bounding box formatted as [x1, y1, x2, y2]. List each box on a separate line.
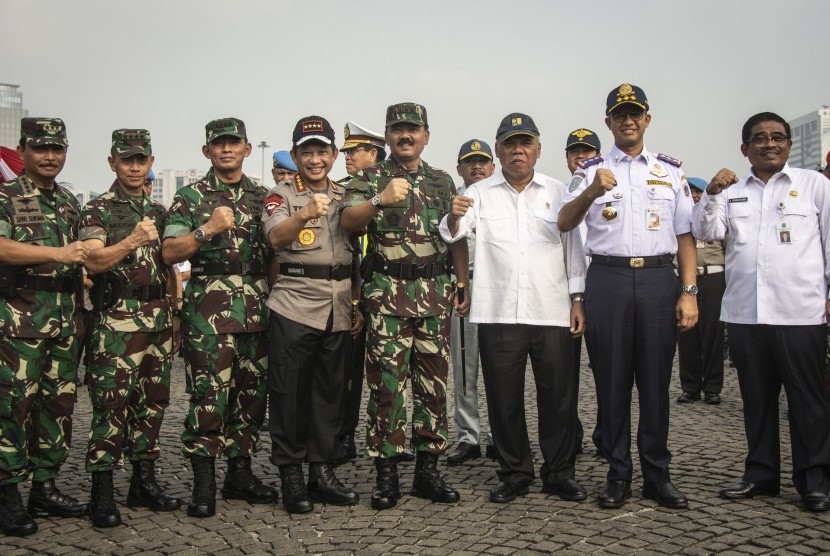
[568, 277, 586, 295]
[162, 224, 192, 239]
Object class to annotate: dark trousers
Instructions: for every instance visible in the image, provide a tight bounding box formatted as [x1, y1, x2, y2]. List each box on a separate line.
[479, 323, 577, 488]
[268, 311, 350, 465]
[585, 264, 678, 483]
[678, 272, 725, 395]
[573, 336, 603, 456]
[337, 326, 366, 443]
[728, 323, 830, 495]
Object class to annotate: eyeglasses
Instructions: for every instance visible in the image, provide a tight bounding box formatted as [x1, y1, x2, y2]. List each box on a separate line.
[610, 110, 646, 123]
[343, 146, 369, 157]
[460, 156, 491, 166]
[745, 134, 790, 146]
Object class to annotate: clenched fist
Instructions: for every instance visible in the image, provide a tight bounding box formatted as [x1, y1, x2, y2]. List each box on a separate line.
[129, 217, 158, 248]
[587, 168, 617, 199]
[205, 206, 235, 235]
[379, 177, 410, 206]
[59, 241, 90, 264]
[301, 194, 331, 220]
[450, 195, 474, 219]
[705, 168, 739, 195]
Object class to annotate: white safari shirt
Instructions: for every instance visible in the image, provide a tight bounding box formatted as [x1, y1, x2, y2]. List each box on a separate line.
[439, 169, 585, 326]
[692, 164, 830, 325]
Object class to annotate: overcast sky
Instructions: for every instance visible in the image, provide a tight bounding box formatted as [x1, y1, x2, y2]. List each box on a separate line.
[3, 0, 828, 190]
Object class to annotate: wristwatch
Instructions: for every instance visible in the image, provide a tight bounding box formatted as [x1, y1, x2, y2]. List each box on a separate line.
[681, 284, 699, 296]
[571, 294, 584, 304]
[194, 226, 209, 244]
[371, 194, 384, 209]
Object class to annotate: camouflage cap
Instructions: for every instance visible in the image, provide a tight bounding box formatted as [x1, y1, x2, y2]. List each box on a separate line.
[112, 128, 152, 158]
[385, 102, 428, 128]
[205, 117, 247, 144]
[20, 117, 68, 147]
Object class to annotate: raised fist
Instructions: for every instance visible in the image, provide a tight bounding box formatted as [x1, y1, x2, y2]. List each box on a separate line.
[130, 217, 158, 248]
[379, 178, 410, 206]
[302, 194, 331, 220]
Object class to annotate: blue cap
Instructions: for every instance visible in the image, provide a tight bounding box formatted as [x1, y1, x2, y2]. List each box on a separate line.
[457, 139, 493, 162]
[687, 177, 707, 192]
[147, 169, 155, 181]
[272, 150, 297, 171]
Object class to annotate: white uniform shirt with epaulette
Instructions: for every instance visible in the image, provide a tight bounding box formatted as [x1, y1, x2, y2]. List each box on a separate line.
[562, 145, 693, 257]
[261, 176, 353, 332]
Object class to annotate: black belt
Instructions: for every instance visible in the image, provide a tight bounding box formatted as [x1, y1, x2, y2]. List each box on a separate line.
[279, 263, 353, 281]
[17, 274, 80, 293]
[191, 261, 265, 277]
[376, 259, 448, 280]
[591, 254, 673, 269]
[110, 283, 167, 301]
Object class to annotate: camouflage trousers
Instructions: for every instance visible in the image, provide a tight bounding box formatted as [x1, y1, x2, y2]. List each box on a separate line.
[365, 312, 450, 458]
[0, 335, 78, 486]
[181, 332, 268, 458]
[85, 327, 173, 472]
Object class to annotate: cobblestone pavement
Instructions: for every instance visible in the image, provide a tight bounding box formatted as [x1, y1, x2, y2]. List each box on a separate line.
[3, 349, 829, 555]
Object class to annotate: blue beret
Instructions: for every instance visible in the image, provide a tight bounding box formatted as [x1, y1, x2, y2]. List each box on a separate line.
[272, 150, 297, 172]
[687, 177, 707, 192]
[147, 169, 155, 181]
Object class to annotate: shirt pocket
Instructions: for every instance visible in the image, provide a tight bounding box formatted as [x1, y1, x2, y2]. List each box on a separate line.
[589, 195, 622, 226]
[290, 220, 323, 251]
[727, 202, 753, 244]
[532, 205, 561, 245]
[478, 208, 511, 243]
[782, 201, 815, 242]
[646, 186, 675, 218]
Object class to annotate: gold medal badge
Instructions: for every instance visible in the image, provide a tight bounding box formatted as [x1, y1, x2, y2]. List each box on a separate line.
[298, 228, 316, 246]
[602, 206, 618, 221]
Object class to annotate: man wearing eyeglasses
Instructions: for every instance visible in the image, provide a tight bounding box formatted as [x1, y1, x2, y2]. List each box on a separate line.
[445, 139, 496, 466]
[335, 121, 387, 464]
[559, 84, 698, 510]
[692, 112, 830, 513]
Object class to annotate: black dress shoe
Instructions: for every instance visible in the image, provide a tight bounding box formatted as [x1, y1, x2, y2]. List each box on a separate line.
[489, 481, 529, 504]
[719, 481, 779, 500]
[642, 481, 689, 509]
[802, 491, 830, 512]
[485, 445, 499, 460]
[597, 480, 631, 509]
[676, 391, 699, 403]
[704, 392, 722, 405]
[446, 442, 482, 466]
[542, 478, 587, 501]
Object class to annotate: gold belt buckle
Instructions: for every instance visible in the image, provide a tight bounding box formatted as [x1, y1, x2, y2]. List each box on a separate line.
[629, 257, 645, 268]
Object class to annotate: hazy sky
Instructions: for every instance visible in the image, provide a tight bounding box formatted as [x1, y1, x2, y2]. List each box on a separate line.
[3, 0, 828, 190]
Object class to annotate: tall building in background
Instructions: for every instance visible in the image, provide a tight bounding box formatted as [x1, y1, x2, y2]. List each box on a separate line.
[0, 83, 28, 147]
[789, 107, 830, 170]
[151, 168, 262, 208]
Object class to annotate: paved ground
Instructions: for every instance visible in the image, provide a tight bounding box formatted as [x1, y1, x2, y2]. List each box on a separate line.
[3, 348, 830, 555]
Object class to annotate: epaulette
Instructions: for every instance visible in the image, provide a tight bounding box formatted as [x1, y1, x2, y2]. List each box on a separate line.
[656, 153, 682, 168]
[577, 156, 604, 170]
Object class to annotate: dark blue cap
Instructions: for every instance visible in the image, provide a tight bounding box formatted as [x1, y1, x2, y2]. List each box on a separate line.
[272, 150, 297, 171]
[565, 128, 601, 152]
[606, 83, 649, 115]
[496, 113, 539, 142]
[457, 139, 493, 162]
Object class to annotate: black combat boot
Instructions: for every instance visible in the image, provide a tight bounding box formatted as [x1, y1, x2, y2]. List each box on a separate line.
[278, 464, 313, 514]
[410, 451, 460, 503]
[371, 458, 401, 510]
[126, 460, 181, 511]
[222, 457, 278, 504]
[0, 483, 37, 537]
[307, 463, 359, 506]
[89, 471, 122, 528]
[187, 455, 216, 518]
[28, 478, 88, 518]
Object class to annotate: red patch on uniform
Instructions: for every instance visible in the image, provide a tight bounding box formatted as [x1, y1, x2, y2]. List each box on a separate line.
[264, 193, 284, 216]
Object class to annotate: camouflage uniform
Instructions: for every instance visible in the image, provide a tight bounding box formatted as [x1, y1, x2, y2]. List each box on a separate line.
[165, 168, 270, 459]
[0, 173, 82, 486]
[80, 179, 172, 472]
[342, 157, 455, 458]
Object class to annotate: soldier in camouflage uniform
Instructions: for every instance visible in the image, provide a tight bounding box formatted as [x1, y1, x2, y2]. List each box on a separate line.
[162, 118, 276, 518]
[264, 116, 361, 514]
[80, 129, 181, 528]
[0, 118, 88, 537]
[340, 103, 470, 510]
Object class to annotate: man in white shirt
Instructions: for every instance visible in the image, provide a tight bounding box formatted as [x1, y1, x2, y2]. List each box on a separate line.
[441, 113, 587, 504]
[558, 84, 698, 510]
[692, 111, 830, 513]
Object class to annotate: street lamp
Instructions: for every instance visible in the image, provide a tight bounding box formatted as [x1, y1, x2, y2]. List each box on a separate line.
[258, 141, 270, 186]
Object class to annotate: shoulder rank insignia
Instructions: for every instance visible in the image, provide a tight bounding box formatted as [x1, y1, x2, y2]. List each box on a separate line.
[294, 175, 307, 193]
[577, 156, 604, 170]
[656, 153, 683, 168]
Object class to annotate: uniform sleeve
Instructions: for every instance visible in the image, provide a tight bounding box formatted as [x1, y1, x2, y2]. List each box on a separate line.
[79, 201, 107, 243]
[439, 183, 479, 243]
[814, 174, 830, 297]
[562, 169, 591, 205]
[164, 192, 195, 239]
[561, 217, 587, 294]
[261, 186, 289, 237]
[672, 171, 693, 235]
[341, 171, 374, 209]
[692, 189, 728, 242]
[0, 190, 12, 238]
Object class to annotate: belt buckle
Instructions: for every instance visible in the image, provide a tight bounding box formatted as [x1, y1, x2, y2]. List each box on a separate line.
[629, 257, 644, 268]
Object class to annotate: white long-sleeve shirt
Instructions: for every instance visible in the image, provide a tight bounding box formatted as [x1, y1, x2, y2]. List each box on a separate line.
[692, 164, 830, 325]
[439, 169, 585, 326]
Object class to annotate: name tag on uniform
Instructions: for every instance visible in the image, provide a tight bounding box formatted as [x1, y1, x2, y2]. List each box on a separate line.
[728, 197, 748, 203]
[646, 206, 661, 230]
[778, 222, 792, 244]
